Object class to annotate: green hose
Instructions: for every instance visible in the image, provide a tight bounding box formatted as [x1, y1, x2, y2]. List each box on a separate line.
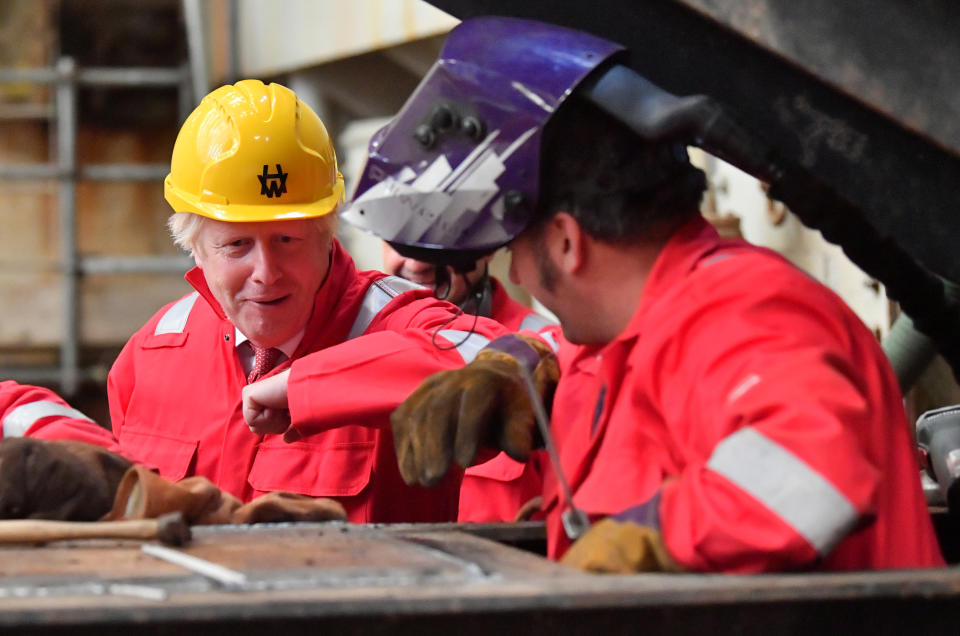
[883, 279, 960, 393]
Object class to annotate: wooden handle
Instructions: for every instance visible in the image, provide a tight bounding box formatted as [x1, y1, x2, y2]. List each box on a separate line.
[0, 518, 158, 544]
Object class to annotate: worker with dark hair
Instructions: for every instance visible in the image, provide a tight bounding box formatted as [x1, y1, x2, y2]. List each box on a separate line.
[343, 17, 943, 572]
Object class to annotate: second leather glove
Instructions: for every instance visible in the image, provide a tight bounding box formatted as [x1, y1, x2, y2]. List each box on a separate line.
[105, 465, 347, 524]
[560, 517, 682, 573]
[391, 334, 559, 487]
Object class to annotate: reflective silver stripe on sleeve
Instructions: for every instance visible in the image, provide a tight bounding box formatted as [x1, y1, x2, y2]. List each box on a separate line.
[3, 401, 94, 438]
[436, 330, 491, 363]
[706, 426, 858, 555]
[518, 313, 555, 333]
[376, 275, 427, 296]
[347, 276, 427, 340]
[154, 292, 200, 335]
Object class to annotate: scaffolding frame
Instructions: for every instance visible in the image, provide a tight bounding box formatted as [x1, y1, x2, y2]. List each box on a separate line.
[0, 60, 195, 395]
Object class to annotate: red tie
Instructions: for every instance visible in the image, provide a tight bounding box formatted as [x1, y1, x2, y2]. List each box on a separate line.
[248, 345, 281, 383]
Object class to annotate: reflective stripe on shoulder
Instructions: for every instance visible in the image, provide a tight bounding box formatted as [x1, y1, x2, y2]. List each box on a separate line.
[436, 330, 491, 363]
[539, 330, 560, 353]
[699, 252, 735, 268]
[706, 426, 858, 556]
[347, 276, 427, 340]
[3, 401, 93, 438]
[154, 292, 200, 335]
[518, 312, 555, 333]
[375, 275, 427, 297]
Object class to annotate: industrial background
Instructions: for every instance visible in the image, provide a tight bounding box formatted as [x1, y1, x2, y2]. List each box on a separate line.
[0, 0, 955, 427]
[4, 2, 960, 632]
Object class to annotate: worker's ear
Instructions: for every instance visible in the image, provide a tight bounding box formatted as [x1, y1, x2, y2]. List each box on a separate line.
[549, 212, 585, 275]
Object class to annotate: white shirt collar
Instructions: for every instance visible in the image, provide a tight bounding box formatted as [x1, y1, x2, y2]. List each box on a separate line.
[234, 327, 304, 360]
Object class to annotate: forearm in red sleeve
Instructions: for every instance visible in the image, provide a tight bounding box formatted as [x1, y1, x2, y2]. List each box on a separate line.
[0, 381, 120, 451]
[285, 293, 553, 438]
[287, 329, 491, 437]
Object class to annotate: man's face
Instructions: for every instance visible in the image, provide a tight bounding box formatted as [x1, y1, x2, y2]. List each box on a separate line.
[381, 242, 487, 305]
[194, 218, 333, 348]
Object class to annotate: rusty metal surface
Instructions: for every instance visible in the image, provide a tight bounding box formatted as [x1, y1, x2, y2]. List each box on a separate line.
[680, 0, 960, 155]
[0, 522, 959, 634]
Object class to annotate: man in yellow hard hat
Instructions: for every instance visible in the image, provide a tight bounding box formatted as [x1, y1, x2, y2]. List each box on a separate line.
[3, 80, 514, 523]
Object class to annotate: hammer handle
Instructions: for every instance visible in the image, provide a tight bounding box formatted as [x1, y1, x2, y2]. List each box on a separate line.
[0, 518, 158, 544]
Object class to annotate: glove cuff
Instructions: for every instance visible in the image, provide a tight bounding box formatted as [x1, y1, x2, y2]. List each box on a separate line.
[483, 334, 543, 375]
[613, 490, 662, 531]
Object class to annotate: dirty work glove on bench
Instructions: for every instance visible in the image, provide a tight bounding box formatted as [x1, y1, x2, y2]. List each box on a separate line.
[391, 334, 559, 488]
[560, 494, 683, 574]
[104, 464, 347, 524]
[0, 438, 132, 521]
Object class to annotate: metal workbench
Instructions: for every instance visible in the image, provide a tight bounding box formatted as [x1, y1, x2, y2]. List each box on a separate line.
[1, 521, 958, 635]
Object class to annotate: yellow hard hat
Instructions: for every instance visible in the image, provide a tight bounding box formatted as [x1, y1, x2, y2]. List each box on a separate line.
[164, 79, 344, 222]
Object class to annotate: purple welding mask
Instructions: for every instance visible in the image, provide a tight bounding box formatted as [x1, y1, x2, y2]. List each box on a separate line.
[341, 17, 624, 270]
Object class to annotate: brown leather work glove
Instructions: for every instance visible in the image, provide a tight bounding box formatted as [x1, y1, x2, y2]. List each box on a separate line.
[0, 437, 132, 521]
[560, 518, 682, 574]
[392, 334, 559, 487]
[232, 491, 346, 524]
[104, 465, 242, 524]
[105, 465, 347, 525]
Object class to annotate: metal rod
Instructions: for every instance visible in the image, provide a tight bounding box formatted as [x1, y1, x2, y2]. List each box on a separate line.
[0, 68, 58, 83]
[77, 67, 184, 87]
[0, 164, 61, 179]
[517, 364, 590, 540]
[80, 256, 193, 275]
[177, 62, 194, 122]
[227, 0, 239, 83]
[107, 583, 169, 602]
[56, 57, 79, 397]
[141, 544, 248, 589]
[182, 0, 210, 107]
[0, 66, 184, 87]
[80, 163, 169, 181]
[0, 163, 169, 181]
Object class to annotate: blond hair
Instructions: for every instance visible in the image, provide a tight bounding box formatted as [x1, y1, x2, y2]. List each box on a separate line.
[167, 212, 339, 257]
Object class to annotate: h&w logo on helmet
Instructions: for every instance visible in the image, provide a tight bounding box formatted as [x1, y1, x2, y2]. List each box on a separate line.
[258, 164, 288, 198]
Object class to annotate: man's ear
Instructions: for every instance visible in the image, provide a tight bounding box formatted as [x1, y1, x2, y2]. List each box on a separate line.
[550, 212, 585, 274]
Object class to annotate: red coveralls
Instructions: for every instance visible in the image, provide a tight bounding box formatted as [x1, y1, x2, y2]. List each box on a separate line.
[543, 217, 944, 571]
[0, 381, 119, 451]
[105, 241, 508, 523]
[457, 278, 553, 522]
